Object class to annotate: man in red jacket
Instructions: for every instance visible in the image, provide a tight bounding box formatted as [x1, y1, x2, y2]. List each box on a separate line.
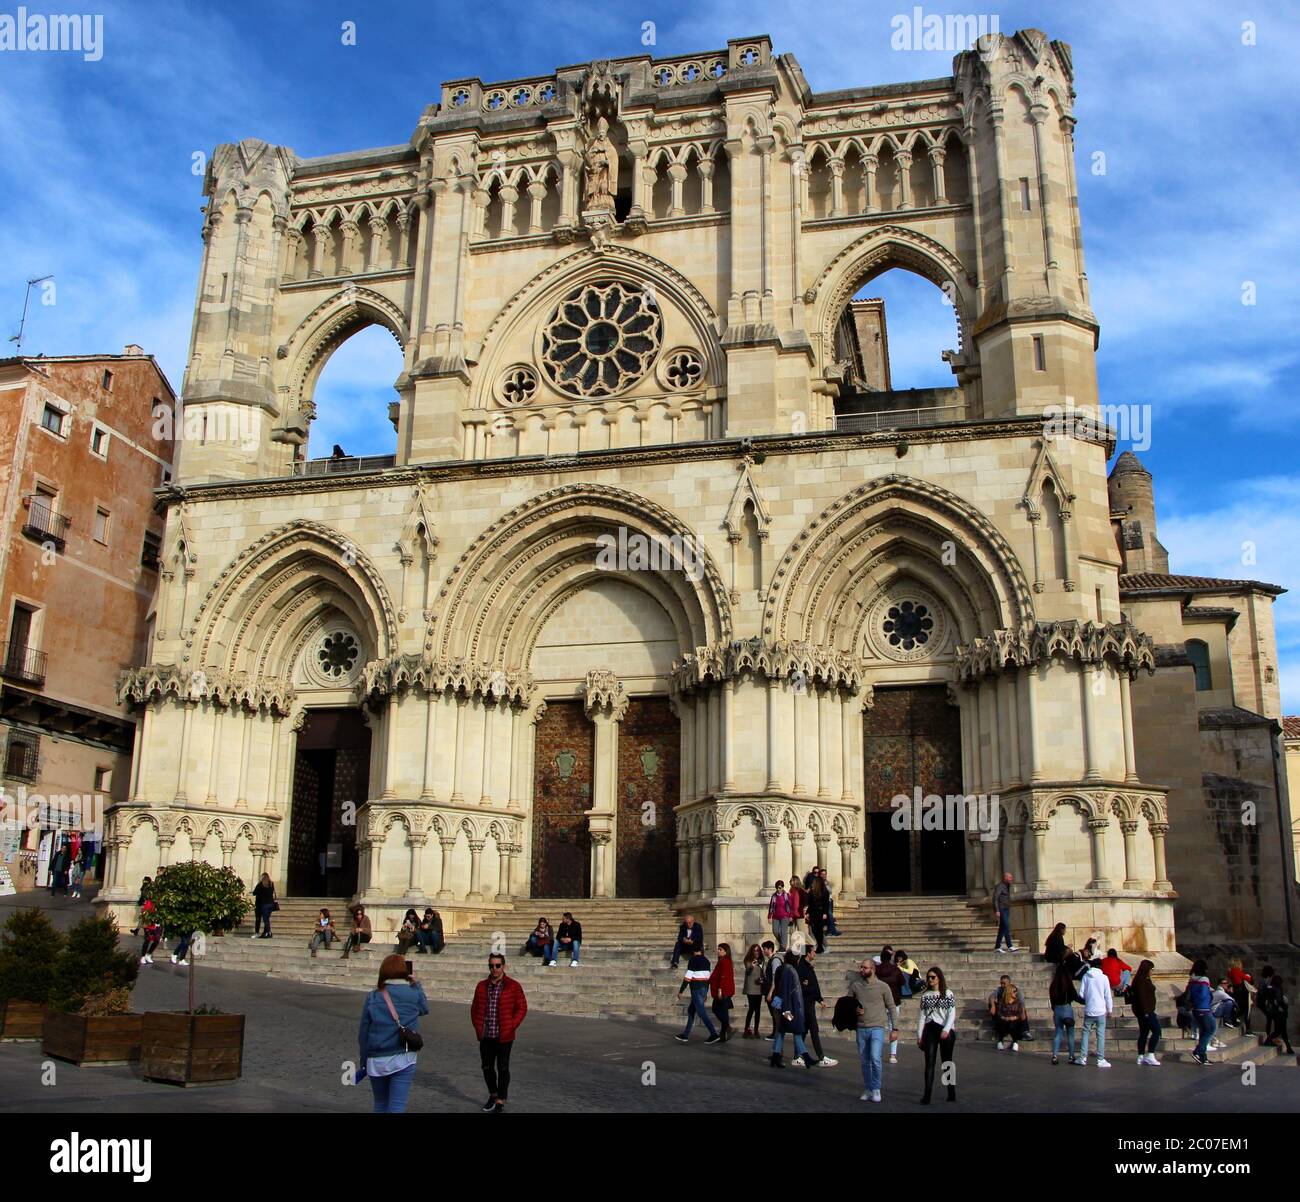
[471, 954, 528, 1113]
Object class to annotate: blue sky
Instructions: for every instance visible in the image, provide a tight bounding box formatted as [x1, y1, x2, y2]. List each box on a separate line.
[3, 0, 1298, 709]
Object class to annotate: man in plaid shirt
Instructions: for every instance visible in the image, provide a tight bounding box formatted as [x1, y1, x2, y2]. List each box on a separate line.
[471, 954, 528, 1112]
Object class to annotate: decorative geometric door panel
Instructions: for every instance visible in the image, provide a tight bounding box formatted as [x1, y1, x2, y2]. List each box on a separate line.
[615, 697, 679, 898]
[863, 685, 964, 894]
[531, 700, 593, 898]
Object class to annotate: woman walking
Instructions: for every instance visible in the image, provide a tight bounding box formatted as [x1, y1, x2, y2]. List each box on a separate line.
[709, 942, 736, 1041]
[915, 966, 957, 1103]
[251, 872, 277, 939]
[770, 951, 816, 1068]
[1187, 959, 1215, 1065]
[1049, 954, 1083, 1065]
[806, 877, 829, 954]
[357, 954, 428, 1113]
[1261, 972, 1295, 1054]
[1129, 959, 1161, 1065]
[741, 944, 765, 1038]
[309, 908, 337, 957]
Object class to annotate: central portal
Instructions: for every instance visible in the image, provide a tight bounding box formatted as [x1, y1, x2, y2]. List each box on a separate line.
[862, 684, 965, 894]
[287, 707, 369, 897]
[531, 700, 593, 898]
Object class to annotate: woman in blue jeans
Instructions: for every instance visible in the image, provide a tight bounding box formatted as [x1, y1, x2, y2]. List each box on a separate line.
[1049, 955, 1083, 1064]
[1186, 959, 1216, 1065]
[358, 954, 429, 1113]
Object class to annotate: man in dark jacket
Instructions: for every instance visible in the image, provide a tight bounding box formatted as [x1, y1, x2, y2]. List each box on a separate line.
[553, 912, 582, 967]
[992, 871, 1016, 952]
[670, 913, 704, 968]
[796, 948, 836, 1067]
[876, 950, 906, 1062]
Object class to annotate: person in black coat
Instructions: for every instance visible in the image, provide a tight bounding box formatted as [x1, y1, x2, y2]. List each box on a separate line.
[670, 914, 704, 968]
[796, 948, 836, 1066]
[1043, 922, 1068, 964]
[251, 872, 277, 939]
[553, 912, 582, 966]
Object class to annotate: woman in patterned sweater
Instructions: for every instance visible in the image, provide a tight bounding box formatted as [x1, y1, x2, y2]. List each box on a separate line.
[915, 967, 958, 1104]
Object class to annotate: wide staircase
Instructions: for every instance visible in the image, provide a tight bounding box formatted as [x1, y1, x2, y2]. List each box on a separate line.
[190, 895, 1293, 1067]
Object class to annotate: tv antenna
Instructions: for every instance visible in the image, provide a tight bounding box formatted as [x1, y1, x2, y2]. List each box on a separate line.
[9, 275, 54, 353]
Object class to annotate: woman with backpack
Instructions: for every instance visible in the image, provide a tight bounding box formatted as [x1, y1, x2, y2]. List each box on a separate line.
[357, 954, 428, 1113]
[1049, 954, 1083, 1065]
[741, 944, 766, 1038]
[1128, 959, 1161, 1066]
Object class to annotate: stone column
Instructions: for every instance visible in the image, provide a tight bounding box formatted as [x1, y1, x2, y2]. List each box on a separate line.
[1000, 673, 1021, 787]
[722, 678, 736, 791]
[1086, 817, 1111, 890]
[422, 691, 439, 800]
[667, 162, 687, 217]
[1150, 822, 1172, 890]
[128, 715, 145, 801]
[863, 154, 878, 213]
[840, 693, 854, 801]
[838, 838, 856, 898]
[466, 838, 484, 901]
[1118, 673, 1139, 783]
[174, 700, 194, 802]
[894, 151, 913, 209]
[592, 833, 611, 900]
[367, 213, 389, 271]
[760, 828, 780, 894]
[1030, 820, 1051, 889]
[1120, 820, 1141, 889]
[789, 828, 805, 882]
[968, 833, 985, 895]
[713, 830, 732, 896]
[339, 220, 361, 274]
[235, 709, 252, 810]
[700, 832, 715, 893]
[1008, 825, 1026, 892]
[928, 145, 947, 204]
[526, 179, 546, 234]
[451, 696, 467, 802]
[1081, 665, 1103, 783]
[309, 218, 330, 277]
[408, 834, 426, 895]
[497, 185, 518, 238]
[688, 838, 703, 897]
[156, 836, 174, 867]
[220, 840, 235, 868]
[828, 156, 845, 217]
[437, 834, 455, 901]
[382, 697, 401, 799]
[792, 685, 806, 796]
[367, 836, 383, 898]
[816, 690, 830, 799]
[479, 698, 495, 806]
[707, 689, 722, 795]
[697, 159, 715, 213]
[765, 678, 781, 792]
[264, 713, 282, 814]
[677, 833, 691, 896]
[694, 695, 708, 799]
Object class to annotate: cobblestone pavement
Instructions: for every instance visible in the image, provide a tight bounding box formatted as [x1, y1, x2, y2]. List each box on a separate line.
[2, 961, 1297, 1113]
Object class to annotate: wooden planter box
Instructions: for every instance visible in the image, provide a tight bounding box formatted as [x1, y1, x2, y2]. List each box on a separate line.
[139, 1012, 245, 1085]
[1, 999, 48, 1041]
[42, 1011, 142, 1065]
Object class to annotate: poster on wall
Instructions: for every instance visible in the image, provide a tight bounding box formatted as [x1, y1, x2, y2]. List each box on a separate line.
[36, 832, 52, 889]
[0, 865, 15, 896]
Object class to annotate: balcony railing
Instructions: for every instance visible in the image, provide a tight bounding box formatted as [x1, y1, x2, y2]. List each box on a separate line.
[834, 405, 963, 435]
[21, 497, 71, 547]
[1, 642, 47, 687]
[292, 454, 396, 478]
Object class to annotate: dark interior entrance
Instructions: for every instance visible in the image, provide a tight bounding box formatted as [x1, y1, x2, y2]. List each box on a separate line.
[863, 684, 965, 894]
[531, 700, 592, 898]
[287, 707, 370, 896]
[615, 697, 679, 897]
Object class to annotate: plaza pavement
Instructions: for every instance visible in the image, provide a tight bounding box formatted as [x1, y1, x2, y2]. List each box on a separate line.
[1, 959, 1297, 1113]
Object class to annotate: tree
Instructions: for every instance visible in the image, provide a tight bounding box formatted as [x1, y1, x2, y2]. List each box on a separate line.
[150, 862, 250, 1013]
[50, 914, 138, 1013]
[0, 908, 65, 1006]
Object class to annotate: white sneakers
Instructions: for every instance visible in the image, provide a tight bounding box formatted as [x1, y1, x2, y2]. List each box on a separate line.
[249, 933, 259, 939]
[139, 955, 152, 965]
[996, 1040, 1006, 1050]
[170, 954, 178, 964]
[1011, 1042, 1020, 1053]
[860, 1091, 870, 1100]
[1137, 1053, 1161, 1066]
[1096, 1058, 1112, 1068]
[819, 1056, 838, 1068]
[1210, 1040, 1226, 1051]
[870, 1090, 882, 1102]
[547, 960, 558, 967]
[791, 1056, 806, 1067]
[570, 960, 579, 968]
[889, 1054, 898, 1063]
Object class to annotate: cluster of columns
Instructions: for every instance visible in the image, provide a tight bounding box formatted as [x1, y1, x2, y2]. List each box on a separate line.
[356, 815, 525, 904]
[285, 209, 415, 281]
[808, 142, 953, 217]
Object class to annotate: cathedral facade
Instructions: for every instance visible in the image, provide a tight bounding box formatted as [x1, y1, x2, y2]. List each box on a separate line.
[99, 31, 1294, 956]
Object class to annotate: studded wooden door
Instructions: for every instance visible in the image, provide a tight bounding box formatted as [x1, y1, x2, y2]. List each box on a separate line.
[863, 685, 964, 894]
[615, 697, 679, 897]
[530, 700, 593, 898]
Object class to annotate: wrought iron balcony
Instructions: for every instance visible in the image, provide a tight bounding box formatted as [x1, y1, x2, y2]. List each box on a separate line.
[1, 642, 47, 686]
[21, 496, 70, 548]
[291, 454, 396, 478]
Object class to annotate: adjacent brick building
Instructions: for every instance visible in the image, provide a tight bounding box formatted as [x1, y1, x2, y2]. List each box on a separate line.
[0, 349, 175, 891]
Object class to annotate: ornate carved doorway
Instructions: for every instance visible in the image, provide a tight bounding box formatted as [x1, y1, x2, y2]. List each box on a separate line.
[287, 707, 369, 896]
[862, 685, 964, 894]
[615, 697, 679, 897]
[530, 700, 593, 898]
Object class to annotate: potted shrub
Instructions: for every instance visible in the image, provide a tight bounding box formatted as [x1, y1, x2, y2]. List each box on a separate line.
[0, 908, 65, 1040]
[43, 914, 141, 1065]
[139, 861, 249, 1084]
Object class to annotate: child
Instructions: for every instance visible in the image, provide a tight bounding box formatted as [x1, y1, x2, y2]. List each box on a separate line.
[140, 912, 162, 965]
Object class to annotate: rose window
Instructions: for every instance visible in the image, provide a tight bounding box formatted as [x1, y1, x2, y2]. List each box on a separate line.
[317, 631, 359, 679]
[540, 281, 663, 398]
[882, 600, 934, 651]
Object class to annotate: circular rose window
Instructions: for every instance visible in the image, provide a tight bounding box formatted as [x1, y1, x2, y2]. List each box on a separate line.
[540, 281, 663, 398]
[317, 631, 359, 679]
[882, 600, 934, 652]
[867, 586, 948, 663]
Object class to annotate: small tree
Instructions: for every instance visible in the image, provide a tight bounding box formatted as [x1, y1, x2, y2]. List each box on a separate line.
[50, 914, 139, 1013]
[150, 861, 249, 1013]
[0, 908, 66, 1007]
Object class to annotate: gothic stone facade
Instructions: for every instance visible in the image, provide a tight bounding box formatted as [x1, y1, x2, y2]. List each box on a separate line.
[100, 31, 1279, 956]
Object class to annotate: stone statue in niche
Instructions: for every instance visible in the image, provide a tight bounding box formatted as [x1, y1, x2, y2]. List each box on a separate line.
[581, 116, 618, 213]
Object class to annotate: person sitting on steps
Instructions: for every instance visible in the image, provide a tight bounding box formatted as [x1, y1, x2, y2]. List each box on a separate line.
[342, 904, 373, 960]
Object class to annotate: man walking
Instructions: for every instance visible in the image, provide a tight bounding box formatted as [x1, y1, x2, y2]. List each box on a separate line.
[670, 912, 704, 968]
[676, 946, 721, 1044]
[470, 954, 528, 1112]
[796, 946, 837, 1068]
[992, 871, 1017, 952]
[760, 940, 781, 1040]
[1078, 956, 1113, 1068]
[849, 958, 899, 1102]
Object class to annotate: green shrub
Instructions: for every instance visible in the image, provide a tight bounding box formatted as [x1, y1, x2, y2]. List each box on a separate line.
[150, 861, 249, 940]
[50, 914, 138, 1014]
[0, 908, 65, 1006]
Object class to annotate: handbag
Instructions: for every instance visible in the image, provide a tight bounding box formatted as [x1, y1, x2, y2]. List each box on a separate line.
[270, 900, 280, 912]
[380, 988, 424, 1052]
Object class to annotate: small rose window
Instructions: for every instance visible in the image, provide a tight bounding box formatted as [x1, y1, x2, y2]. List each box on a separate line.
[883, 601, 933, 651]
[318, 631, 359, 679]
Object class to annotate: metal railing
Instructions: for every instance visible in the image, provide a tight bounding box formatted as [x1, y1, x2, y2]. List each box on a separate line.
[0, 642, 47, 686]
[834, 405, 963, 434]
[3, 733, 39, 781]
[21, 496, 70, 545]
[292, 454, 396, 478]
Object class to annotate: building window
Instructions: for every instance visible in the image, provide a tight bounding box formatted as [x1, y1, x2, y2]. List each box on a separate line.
[1032, 335, 1046, 372]
[1187, 639, 1213, 692]
[141, 530, 161, 569]
[101, 369, 114, 391]
[1020, 178, 1032, 210]
[41, 403, 66, 436]
[90, 425, 110, 458]
[93, 507, 110, 545]
[93, 766, 112, 792]
[4, 730, 39, 781]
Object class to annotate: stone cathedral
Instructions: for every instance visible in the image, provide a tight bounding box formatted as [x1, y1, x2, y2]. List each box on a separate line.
[102, 31, 1296, 956]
